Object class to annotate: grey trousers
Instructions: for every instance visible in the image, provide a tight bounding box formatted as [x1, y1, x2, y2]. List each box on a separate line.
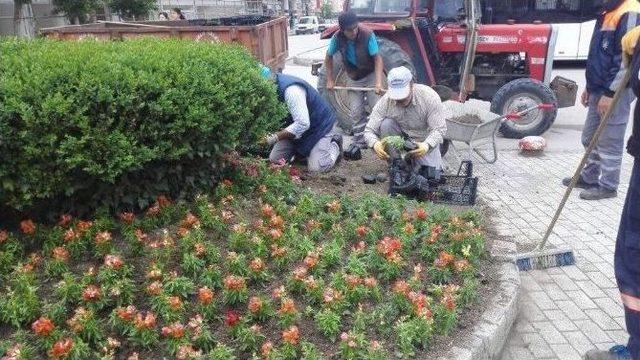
[269, 134, 340, 173]
[581, 91, 633, 190]
[380, 118, 443, 170]
[348, 72, 380, 148]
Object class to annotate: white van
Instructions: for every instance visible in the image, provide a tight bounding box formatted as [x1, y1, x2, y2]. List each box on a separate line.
[295, 16, 319, 34]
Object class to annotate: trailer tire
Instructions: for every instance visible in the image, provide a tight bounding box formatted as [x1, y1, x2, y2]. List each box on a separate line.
[318, 37, 415, 133]
[490, 78, 558, 139]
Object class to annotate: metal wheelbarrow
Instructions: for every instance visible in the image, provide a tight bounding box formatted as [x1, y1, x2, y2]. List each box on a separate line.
[443, 101, 555, 164]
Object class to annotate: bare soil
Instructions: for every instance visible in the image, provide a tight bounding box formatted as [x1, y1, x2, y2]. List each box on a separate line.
[450, 115, 484, 125]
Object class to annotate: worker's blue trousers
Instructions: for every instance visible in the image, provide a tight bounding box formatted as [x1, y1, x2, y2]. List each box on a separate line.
[615, 157, 640, 360]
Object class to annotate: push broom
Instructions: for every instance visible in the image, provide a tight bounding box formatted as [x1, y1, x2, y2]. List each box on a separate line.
[514, 68, 632, 271]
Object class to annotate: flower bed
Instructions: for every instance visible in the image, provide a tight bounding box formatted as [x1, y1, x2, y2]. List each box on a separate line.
[0, 154, 485, 359]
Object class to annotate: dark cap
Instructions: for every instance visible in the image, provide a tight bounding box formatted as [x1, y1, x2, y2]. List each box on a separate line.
[338, 10, 358, 31]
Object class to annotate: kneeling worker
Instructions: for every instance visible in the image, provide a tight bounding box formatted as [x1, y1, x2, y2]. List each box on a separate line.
[364, 66, 447, 169]
[261, 66, 343, 173]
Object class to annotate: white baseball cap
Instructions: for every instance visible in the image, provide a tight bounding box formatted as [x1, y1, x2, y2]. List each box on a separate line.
[387, 66, 413, 100]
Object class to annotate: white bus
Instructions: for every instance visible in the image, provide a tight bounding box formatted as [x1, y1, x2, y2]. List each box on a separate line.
[481, 0, 600, 61]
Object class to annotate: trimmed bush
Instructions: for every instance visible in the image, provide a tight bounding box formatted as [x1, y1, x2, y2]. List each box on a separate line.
[0, 38, 286, 216]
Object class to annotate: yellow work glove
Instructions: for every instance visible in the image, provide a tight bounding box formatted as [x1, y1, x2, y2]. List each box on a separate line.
[622, 25, 640, 58]
[373, 141, 389, 160]
[408, 143, 430, 158]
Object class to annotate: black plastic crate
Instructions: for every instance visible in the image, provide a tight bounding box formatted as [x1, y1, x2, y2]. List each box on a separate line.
[423, 161, 478, 206]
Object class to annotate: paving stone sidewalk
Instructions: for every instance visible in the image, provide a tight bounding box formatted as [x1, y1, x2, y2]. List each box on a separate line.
[466, 149, 634, 360]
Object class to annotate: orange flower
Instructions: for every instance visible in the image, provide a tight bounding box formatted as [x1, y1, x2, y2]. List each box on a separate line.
[194, 243, 206, 257]
[272, 285, 286, 299]
[94, 231, 112, 246]
[161, 323, 185, 338]
[51, 247, 69, 262]
[261, 204, 275, 218]
[267, 228, 283, 240]
[49, 338, 73, 359]
[292, 266, 308, 281]
[0, 230, 7, 243]
[356, 225, 368, 237]
[454, 259, 471, 273]
[32, 317, 55, 336]
[146, 281, 163, 295]
[442, 293, 456, 311]
[434, 251, 454, 269]
[221, 210, 234, 224]
[249, 258, 265, 272]
[176, 344, 201, 360]
[67, 307, 89, 333]
[181, 213, 200, 229]
[305, 219, 320, 232]
[303, 276, 318, 289]
[269, 216, 284, 230]
[270, 244, 286, 257]
[62, 228, 78, 243]
[427, 225, 442, 244]
[20, 220, 36, 235]
[223, 275, 246, 290]
[104, 255, 123, 269]
[198, 287, 214, 305]
[414, 208, 428, 220]
[282, 326, 299, 345]
[323, 288, 344, 304]
[261, 341, 273, 358]
[116, 305, 137, 322]
[393, 280, 410, 296]
[248, 296, 263, 314]
[76, 220, 93, 234]
[404, 222, 415, 235]
[168, 296, 183, 310]
[345, 274, 361, 289]
[278, 298, 296, 315]
[326, 200, 341, 213]
[376, 236, 402, 259]
[146, 266, 162, 280]
[176, 227, 190, 238]
[119, 212, 135, 224]
[364, 277, 378, 288]
[133, 229, 148, 243]
[352, 240, 366, 252]
[303, 252, 319, 269]
[134, 312, 156, 329]
[58, 214, 73, 227]
[82, 285, 101, 302]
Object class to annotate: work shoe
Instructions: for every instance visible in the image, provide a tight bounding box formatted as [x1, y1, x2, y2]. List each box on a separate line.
[562, 176, 597, 189]
[331, 134, 343, 165]
[579, 186, 617, 200]
[584, 345, 632, 360]
[343, 143, 362, 161]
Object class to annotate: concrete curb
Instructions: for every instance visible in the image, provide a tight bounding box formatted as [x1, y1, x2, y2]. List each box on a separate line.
[439, 243, 521, 360]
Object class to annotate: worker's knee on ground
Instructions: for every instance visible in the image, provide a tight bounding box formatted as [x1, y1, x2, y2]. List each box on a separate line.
[308, 155, 334, 173]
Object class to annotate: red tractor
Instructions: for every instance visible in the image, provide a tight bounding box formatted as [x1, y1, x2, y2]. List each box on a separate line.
[315, 0, 578, 139]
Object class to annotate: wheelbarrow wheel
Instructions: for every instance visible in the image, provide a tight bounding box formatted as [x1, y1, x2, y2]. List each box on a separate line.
[491, 78, 558, 139]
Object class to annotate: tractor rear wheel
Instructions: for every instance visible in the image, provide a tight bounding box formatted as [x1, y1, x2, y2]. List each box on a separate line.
[490, 78, 558, 139]
[317, 37, 415, 133]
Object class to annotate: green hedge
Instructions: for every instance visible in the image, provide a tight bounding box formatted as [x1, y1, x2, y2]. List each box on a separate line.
[0, 38, 286, 216]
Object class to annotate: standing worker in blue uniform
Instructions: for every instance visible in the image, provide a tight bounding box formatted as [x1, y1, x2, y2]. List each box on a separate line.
[583, 23, 640, 360]
[260, 66, 343, 173]
[562, 0, 640, 200]
[324, 10, 384, 160]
